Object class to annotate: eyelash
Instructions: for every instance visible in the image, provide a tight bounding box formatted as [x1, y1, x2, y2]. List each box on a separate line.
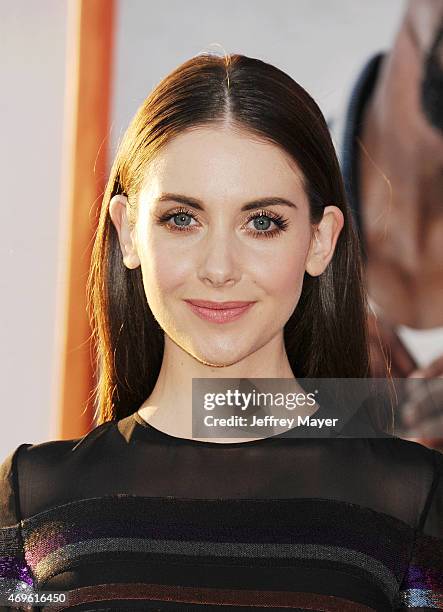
[155, 206, 289, 239]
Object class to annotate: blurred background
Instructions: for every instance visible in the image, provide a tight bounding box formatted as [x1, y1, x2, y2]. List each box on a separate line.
[4, 0, 443, 459]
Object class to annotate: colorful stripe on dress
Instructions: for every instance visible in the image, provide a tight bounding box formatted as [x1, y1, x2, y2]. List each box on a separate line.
[12, 495, 422, 610]
[398, 530, 443, 608]
[0, 523, 36, 611]
[47, 583, 378, 611]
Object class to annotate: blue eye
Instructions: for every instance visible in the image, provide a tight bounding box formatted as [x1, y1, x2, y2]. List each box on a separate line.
[155, 207, 289, 238]
[172, 212, 194, 227]
[246, 211, 289, 238]
[251, 215, 272, 231]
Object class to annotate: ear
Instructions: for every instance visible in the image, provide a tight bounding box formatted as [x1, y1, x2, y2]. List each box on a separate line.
[108, 194, 141, 269]
[305, 206, 344, 276]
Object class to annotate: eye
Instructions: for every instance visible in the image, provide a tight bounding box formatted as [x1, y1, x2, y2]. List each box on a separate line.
[244, 210, 289, 239]
[155, 207, 199, 233]
[155, 206, 289, 238]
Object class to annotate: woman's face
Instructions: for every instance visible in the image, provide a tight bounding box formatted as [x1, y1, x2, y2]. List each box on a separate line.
[110, 126, 340, 367]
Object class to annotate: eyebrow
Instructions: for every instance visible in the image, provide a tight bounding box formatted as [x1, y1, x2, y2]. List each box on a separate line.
[154, 192, 298, 211]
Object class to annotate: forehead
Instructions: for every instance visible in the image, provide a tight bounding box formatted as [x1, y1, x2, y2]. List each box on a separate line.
[139, 126, 307, 204]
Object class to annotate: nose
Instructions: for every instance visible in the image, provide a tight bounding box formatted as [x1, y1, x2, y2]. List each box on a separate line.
[197, 228, 241, 287]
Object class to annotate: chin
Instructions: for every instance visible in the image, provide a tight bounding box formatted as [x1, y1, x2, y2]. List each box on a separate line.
[196, 357, 232, 368]
[192, 351, 243, 368]
[188, 343, 249, 368]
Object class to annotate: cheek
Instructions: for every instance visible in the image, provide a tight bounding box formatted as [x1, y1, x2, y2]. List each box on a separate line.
[251, 236, 310, 300]
[138, 235, 193, 296]
[268, 253, 305, 287]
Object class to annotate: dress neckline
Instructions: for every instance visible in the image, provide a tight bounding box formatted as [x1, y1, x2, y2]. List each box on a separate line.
[131, 409, 300, 448]
[129, 394, 346, 447]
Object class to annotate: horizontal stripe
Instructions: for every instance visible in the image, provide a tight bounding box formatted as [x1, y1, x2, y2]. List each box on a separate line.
[24, 517, 406, 570]
[45, 582, 378, 611]
[32, 539, 399, 601]
[21, 496, 411, 573]
[20, 495, 414, 534]
[43, 560, 393, 607]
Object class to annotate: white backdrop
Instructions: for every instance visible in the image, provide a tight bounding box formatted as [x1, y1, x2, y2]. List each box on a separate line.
[0, 0, 68, 456]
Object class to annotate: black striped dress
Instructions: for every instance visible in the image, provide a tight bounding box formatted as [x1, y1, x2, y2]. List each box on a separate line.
[0, 410, 442, 611]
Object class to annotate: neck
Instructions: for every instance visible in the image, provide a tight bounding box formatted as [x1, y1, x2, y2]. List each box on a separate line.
[138, 332, 299, 441]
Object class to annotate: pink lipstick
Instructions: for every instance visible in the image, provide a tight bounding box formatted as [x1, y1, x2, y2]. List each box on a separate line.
[184, 299, 256, 324]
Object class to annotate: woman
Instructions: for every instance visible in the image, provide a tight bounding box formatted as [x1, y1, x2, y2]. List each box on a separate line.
[0, 53, 442, 611]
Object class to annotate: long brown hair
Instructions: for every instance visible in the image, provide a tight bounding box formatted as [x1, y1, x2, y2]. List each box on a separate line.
[87, 53, 371, 426]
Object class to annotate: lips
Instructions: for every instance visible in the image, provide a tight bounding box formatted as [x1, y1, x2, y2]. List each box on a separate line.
[184, 299, 255, 310]
[184, 299, 256, 324]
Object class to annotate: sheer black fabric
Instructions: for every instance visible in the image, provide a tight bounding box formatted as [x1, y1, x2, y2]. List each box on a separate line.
[1, 410, 442, 611]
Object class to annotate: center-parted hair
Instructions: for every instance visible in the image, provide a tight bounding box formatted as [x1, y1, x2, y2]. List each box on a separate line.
[87, 53, 371, 425]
